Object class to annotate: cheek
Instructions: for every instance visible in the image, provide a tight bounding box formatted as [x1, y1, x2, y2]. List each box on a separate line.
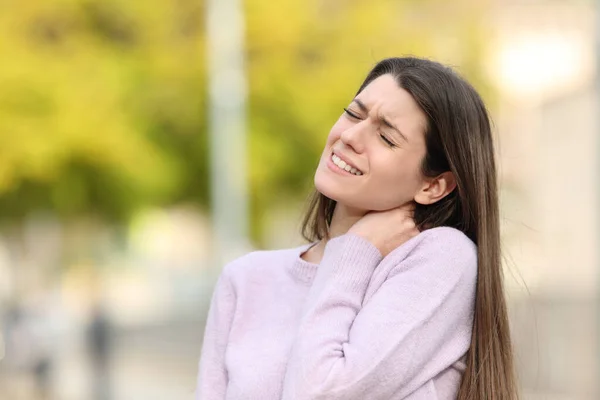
[325, 119, 346, 146]
[374, 159, 408, 189]
[368, 155, 423, 203]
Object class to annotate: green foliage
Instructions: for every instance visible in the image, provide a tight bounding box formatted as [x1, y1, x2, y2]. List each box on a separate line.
[0, 0, 491, 240]
[0, 0, 206, 222]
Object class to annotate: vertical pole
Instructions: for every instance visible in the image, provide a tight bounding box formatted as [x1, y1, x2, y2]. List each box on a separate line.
[206, 0, 249, 269]
[596, 0, 600, 391]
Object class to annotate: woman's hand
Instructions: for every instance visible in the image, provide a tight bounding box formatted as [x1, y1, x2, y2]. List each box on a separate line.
[348, 203, 420, 257]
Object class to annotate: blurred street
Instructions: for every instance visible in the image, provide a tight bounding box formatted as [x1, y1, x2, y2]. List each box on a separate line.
[0, 318, 206, 400]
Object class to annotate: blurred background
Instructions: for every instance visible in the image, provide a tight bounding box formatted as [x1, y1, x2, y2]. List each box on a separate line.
[0, 0, 597, 399]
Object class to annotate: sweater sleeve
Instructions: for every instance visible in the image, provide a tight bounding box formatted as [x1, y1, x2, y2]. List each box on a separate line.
[195, 268, 236, 400]
[281, 230, 477, 400]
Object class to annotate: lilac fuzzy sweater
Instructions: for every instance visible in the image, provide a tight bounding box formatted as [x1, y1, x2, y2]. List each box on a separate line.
[196, 227, 477, 399]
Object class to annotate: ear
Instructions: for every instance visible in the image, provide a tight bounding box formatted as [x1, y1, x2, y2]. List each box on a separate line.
[414, 171, 457, 205]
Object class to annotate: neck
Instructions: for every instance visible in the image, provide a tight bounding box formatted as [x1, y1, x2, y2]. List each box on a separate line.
[329, 203, 366, 238]
[303, 203, 367, 264]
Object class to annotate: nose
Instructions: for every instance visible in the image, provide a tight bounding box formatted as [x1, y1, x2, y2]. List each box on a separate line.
[340, 120, 369, 154]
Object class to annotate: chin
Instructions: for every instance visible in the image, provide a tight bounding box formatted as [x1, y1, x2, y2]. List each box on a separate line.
[314, 177, 361, 210]
[314, 169, 338, 200]
[314, 165, 374, 210]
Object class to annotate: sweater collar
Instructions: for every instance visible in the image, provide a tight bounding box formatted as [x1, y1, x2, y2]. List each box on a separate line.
[289, 242, 319, 284]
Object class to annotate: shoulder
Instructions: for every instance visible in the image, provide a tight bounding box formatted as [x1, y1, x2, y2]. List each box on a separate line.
[386, 226, 477, 279]
[219, 246, 300, 284]
[416, 226, 477, 258]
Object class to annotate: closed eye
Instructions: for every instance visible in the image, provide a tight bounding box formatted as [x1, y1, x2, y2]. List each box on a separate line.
[379, 133, 396, 148]
[343, 108, 361, 120]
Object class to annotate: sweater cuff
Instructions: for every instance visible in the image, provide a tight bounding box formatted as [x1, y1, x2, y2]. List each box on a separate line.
[321, 233, 383, 292]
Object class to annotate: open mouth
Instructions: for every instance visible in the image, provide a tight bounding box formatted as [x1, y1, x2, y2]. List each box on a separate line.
[331, 153, 363, 176]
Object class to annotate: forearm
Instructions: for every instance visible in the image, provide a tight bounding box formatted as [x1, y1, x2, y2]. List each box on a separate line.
[282, 234, 383, 398]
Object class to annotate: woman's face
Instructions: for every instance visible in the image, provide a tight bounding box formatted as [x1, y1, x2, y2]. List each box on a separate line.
[314, 74, 429, 212]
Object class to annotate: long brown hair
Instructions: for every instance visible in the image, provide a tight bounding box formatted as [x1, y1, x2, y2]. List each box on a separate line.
[301, 57, 518, 399]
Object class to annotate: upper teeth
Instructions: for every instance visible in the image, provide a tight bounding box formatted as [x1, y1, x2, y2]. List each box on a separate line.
[332, 154, 363, 175]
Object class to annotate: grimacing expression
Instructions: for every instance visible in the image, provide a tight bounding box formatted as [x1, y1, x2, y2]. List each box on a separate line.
[314, 74, 429, 211]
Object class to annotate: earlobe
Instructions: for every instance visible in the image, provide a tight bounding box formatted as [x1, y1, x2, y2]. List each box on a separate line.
[414, 172, 457, 205]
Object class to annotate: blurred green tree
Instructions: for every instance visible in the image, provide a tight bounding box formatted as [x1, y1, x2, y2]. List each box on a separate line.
[0, 0, 207, 223]
[0, 0, 490, 242]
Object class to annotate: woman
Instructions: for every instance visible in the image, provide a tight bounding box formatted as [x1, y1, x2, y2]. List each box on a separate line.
[196, 57, 518, 399]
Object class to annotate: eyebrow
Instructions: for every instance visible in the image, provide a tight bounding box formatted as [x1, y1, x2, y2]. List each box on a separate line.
[352, 98, 409, 143]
